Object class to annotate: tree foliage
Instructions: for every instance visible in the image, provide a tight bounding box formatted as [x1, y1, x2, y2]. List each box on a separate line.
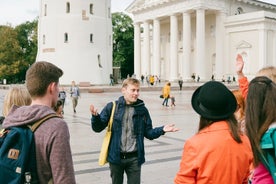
[112, 12, 134, 78]
[0, 20, 37, 83]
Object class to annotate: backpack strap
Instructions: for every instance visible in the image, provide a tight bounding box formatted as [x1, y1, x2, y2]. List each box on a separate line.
[29, 114, 60, 132]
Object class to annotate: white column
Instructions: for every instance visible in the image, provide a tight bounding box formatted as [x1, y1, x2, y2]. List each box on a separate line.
[170, 14, 178, 81]
[215, 11, 226, 81]
[182, 12, 191, 80]
[273, 31, 276, 66]
[143, 21, 150, 75]
[153, 19, 161, 77]
[259, 29, 268, 67]
[134, 23, 141, 78]
[196, 9, 205, 80]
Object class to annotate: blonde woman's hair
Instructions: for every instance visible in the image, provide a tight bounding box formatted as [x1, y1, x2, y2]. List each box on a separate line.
[256, 66, 276, 83]
[2, 85, 32, 116]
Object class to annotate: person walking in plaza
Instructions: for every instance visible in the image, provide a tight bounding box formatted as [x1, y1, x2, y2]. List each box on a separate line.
[178, 77, 183, 91]
[70, 80, 80, 113]
[110, 74, 114, 86]
[162, 82, 171, 107]
[90, 77, 179, 184]
[174, 81, 253, 184]
[245, 76, 276, 184]
[149, 75, 154, 86]
[2, 61, 76, 183]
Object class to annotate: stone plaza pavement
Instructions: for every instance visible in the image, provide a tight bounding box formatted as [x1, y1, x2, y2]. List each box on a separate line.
[0, 82, 239, 184]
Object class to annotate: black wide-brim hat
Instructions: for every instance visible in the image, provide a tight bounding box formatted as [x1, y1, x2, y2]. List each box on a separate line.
[191, 81, 237, 120]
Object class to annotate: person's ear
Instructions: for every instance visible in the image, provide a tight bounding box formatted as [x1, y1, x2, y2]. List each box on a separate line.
[49, 82, 58, 94]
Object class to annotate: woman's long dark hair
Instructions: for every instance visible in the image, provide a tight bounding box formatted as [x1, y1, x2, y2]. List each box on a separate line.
[198, 115, 242, 143]
[245, 76, 276, 166]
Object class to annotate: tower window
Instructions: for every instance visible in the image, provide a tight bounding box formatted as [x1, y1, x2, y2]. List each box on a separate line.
[90, 34, 93, 43]
[43, 35, 46, 44]
[64, 33, 68, 42]
[90, 4, 93, 14]
[108, 7, 111, 18]
[44, 4, 47, 16]
[66, 2, 70, 13]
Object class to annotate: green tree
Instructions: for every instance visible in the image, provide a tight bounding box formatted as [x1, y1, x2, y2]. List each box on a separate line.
[0, 25, 23, 83]
[0, 20, 38, 84]
[112, 12, 134, 79]
[15, 20, 38, 82]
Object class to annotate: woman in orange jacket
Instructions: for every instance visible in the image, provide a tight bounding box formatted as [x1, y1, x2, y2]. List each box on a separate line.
[174, 81, 253, 184]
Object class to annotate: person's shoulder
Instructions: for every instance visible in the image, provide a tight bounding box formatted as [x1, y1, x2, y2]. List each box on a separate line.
[40, 116, 68, 130]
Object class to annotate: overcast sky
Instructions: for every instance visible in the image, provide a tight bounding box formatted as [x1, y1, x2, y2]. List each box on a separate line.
[0, 0, 275, 26]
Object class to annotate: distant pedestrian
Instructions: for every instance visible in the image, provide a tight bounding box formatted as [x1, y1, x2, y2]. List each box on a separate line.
[211, 74, 215, 81]
[70, 81, 80, 113]
[191, 73, 196, 81]
[162, 82, 171, 107]
[110, 74, 114, 86]
[149, 75, 154, 86]
[178, 77, 183, 90]
[141, 75, 145, 84]
[197, 75, 200, 82]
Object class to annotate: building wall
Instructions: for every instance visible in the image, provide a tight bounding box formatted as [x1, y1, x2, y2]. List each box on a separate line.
[127, 0, 276, 82]
[37, 0, 112, 85]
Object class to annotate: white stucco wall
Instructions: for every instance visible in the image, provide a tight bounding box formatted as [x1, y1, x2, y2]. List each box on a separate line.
[127, 0, 276, 81]
[37, 0, 112, 85]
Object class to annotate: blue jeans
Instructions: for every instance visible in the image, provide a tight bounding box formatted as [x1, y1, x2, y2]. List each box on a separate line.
[162, 98, 169, 106]
[109, 157, 141, 184]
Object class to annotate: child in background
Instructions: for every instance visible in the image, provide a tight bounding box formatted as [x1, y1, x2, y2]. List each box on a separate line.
[170, 95, 176, 107]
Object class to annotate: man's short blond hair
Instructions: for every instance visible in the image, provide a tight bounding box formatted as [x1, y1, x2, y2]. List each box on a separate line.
[122, 78, 140, 88]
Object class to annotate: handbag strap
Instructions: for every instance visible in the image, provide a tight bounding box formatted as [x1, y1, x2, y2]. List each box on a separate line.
[107, 101, 116, 132]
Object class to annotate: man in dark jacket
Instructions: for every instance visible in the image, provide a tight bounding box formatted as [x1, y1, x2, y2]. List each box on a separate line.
[90, 77, 179, 184]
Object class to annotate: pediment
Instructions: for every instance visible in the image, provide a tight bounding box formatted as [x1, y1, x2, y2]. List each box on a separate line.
[236, 40, 252, 49]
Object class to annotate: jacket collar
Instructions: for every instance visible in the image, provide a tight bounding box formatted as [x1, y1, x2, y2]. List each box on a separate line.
[199, 121, 229, 134]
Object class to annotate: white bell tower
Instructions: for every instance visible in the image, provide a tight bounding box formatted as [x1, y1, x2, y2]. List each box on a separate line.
[36, 0, 112, 85]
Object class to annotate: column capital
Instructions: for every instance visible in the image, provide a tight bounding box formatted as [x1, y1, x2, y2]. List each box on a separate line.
[215, 10, 227, 16]
[183, 10, 194, 14]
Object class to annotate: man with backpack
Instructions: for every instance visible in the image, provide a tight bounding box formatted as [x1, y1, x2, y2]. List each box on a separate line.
[2, 61, 76, 183]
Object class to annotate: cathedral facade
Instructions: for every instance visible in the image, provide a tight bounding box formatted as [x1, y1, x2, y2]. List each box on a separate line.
[36, 0, 112, 85]
[127, 0, 276, 81]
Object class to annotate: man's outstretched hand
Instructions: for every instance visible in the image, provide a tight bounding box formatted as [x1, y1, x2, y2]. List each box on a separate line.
[163, 124, 179, 132]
